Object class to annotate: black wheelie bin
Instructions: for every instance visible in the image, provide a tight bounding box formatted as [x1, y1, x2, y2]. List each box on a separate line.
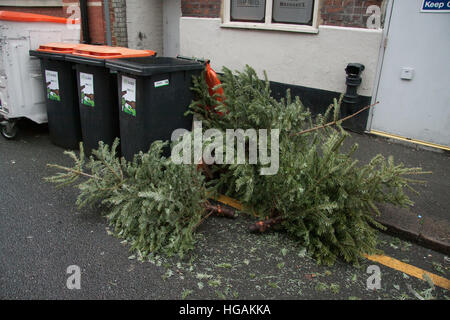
[30, 43, 82, 149]
[105, 57, 205, 160]
[65, 44, 156, 155]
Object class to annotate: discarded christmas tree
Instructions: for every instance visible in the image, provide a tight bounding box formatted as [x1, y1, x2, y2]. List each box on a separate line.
[45, 139, 211, 258]
[188, 65, 428, 266]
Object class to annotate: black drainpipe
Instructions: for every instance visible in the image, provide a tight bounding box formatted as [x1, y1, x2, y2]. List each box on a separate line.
[342, 63, 365, 132]
[80, 0, 90, 44]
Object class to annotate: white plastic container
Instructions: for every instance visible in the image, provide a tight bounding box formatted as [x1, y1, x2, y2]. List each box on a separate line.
[0, 11, 80, 138]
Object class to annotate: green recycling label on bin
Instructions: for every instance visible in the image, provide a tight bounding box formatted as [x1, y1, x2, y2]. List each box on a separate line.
[121, 76, 137, 117]
[80, 72, 95, 107]
[45, 70, 60, 102]
[154, 79, 169, 88]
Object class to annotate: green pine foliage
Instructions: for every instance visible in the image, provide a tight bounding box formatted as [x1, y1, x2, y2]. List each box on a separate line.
[188, 65, 428, 266]
[45, 139, 208, 258]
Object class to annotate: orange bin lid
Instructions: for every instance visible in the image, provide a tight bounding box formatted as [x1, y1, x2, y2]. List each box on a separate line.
[0, 10, 79, 24]
[37, 43, 80, 54]
[71, 44, 156, 59]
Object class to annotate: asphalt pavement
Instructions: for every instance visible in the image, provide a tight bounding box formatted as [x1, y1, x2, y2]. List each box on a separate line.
[0, 120, 448, 300]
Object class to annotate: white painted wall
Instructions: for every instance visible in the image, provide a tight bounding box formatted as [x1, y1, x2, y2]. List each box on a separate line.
[163, 0, 181, 57]
[180, 17, 383, 96]
[126, 0, 163, 54]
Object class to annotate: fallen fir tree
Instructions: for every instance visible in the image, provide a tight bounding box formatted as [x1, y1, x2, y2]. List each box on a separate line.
[45, 139, 236, 259]
[188, 65, 429, 266]
[46, 65, 428, 266]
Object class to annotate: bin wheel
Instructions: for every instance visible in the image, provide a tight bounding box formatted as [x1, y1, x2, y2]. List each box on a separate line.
[1, 120, 18, 139]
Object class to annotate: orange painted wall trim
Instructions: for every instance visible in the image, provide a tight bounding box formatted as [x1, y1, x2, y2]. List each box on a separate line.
[0, 10, 78, 24]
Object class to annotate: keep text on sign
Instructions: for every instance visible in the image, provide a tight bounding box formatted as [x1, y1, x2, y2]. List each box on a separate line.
[421, 0, 450, 12]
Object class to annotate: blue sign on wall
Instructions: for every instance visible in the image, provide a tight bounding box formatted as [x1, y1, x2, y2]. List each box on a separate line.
[421, 0, 450, 12]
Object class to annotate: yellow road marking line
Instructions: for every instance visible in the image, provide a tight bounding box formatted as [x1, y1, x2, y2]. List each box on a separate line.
[365, 254, 450, 290]
[370, 129, 450, 151]
[212, 194, 450, 290]
[214, 194, 243, 211]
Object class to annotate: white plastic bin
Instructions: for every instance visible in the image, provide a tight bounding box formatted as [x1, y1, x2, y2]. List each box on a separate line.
[0, 11, 80, 138]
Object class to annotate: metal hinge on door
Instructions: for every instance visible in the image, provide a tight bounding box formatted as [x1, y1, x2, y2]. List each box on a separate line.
[383, 37, 388, 48]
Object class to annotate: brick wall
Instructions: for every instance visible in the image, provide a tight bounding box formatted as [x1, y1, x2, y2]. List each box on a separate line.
[320, 0, 384, 28]
[62, 0, 106, 45]
[181, 0, 221, 18]
[109, 0, 127, 47]
[84, 0, 106, 44]
[180, 0, 385, 29]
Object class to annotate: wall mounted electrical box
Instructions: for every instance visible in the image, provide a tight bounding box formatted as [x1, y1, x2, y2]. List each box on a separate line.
[400, 67, 414, 80]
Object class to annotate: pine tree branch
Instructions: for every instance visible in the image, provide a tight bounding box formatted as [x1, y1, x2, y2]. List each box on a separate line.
[47, 164, 99, 180]
[194, 203, 237, 231]
[99, 158, 123, 182]
[198, 158, 214, 179]
[290, 101, 379, 137]
[193, 209, 214, 231]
